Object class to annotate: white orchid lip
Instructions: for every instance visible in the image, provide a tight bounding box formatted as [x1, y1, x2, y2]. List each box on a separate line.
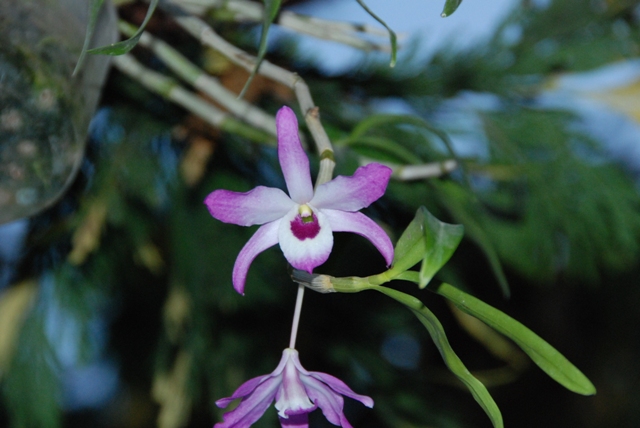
[204, 105, 395, 294]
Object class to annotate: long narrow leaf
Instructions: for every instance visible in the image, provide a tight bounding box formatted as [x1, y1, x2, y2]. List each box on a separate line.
[435, 282, 597, 395]
[346, 136, 421, 165]
[73, 0, 105, 75]
[238, 0, 282, 99]
[351, 114, 471, 187]
[434, 181, 510, 297]
[87, 0, 159, 56]
[373, 286, 504, 428]
[355, 0, 397, 67]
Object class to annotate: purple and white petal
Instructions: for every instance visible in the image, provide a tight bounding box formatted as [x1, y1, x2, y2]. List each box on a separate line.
[214, 376, 281, 428]
[205, 187, 294, 226]
[308, 372, 374, 408]
[289, 349, 310, 375]
[276, 107, 313, 204]
[275, 351, 316, 417]
[233, 221, 280, 295]
[310, 163, 392, 212]
[213, 347, 373, 428]
[323, 210, 394, 266]
[216, 374, 272, 408]
[299, 374, 345, 427]
[278, 207, 333, 273]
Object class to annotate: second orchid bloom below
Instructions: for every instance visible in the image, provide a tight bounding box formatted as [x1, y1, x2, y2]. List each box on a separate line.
[214, 348, 373, 428]
[205, 106, 394, 294]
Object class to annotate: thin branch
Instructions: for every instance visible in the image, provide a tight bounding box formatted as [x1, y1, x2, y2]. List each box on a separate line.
[279, 11, 391, 53]
[119, 20, 277, 137]
[165, 0, 392, 53]
[163, 1, 335, 182]
[367, 159, 459, 181]
[112, 54, 275, 144]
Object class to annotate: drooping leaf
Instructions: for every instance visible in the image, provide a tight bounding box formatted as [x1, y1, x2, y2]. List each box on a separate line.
[355, 0, 397, 67]
[373, 286, 504, 428]
[341, 114, 437, 165]
[441, 0, 463, 17]
[87, 0, 159, 56]
[435, 282, 597, 396]
[238, 0, 282, 98]
[73, 0, 105, 75]
[349, 114, 468, 182]
[351, 114, 425, 139]
[351, 136, 420, 165]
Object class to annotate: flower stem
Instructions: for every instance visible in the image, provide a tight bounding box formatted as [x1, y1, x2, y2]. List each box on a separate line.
[288, 283, 306, 349]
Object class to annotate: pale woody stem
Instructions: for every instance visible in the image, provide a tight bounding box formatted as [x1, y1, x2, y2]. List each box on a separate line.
[118, 20, 278, 137]
[166, 5, 336, 184]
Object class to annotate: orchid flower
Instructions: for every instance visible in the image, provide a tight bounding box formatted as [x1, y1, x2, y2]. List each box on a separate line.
[204, 106, 394, 294]
[214, 348, 373, 428]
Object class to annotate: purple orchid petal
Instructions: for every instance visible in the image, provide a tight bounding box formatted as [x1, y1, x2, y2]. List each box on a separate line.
[323, 210, 394, 266]
[310, 163, 392, 212]
[233, 221, 280, 294]
[214, 348, 373, 428]
[216, 350, 293, 428]
[276, 107, 313, 204]
[299, 374, 345, 427]
[278, 207, 333, 273]
[279, 414, 309, 428]
[205, 187, 295, 226]
[216, 374, 272, 408]
[308, 372, 374, 408]
[214, 376, 282, 428]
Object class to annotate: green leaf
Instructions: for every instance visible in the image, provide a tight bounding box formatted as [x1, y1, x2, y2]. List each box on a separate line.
[87, 0, 159, 56]
[391, 206, 429, 274]
[342, 114, 439, 165]
[73, 0, 105, 75]
[389, 206, 463, 288]
[435, 282, 597, 396]
[419, 207, 464, 288]
[238, 0, 282, 99]
[373, 286, 504, 428]
[441, 0, 463, 17]
[355, 0, 397, 67]
[351, 114, 425, 139]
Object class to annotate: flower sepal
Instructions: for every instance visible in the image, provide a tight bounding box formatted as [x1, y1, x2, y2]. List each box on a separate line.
[214, 348, 373, 428]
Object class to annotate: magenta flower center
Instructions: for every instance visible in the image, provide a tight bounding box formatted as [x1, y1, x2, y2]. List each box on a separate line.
[290, 213, 320, 240]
